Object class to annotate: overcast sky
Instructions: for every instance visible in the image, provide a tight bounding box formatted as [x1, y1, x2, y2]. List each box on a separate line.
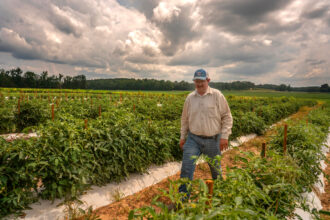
[0, 0, 329, 86]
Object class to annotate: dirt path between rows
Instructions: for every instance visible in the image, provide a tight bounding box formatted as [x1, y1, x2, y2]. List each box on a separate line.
[80, 105, 328, 220]
[92, 143, 261, 220]
[320, 153, 330, 220]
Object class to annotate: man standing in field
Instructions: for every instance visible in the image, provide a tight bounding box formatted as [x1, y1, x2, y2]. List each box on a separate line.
[179, 69, 233, 197]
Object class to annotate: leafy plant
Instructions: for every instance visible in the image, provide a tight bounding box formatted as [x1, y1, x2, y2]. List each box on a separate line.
[110, 188, 125, 202]
[63, 200, 101, 220]
[0, 90, 322, 218]
[14, 101, 48, 131]
[269, 122, 325, 191]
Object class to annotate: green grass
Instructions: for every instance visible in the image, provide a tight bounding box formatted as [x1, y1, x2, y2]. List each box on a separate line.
[0, 88, 190, 95]
[1, 87, 329, 102]
[110, 89, 330, 102]
[109, 90, 190, 94]
[221, 90, 330, 103]
[114, 89, 330, 102]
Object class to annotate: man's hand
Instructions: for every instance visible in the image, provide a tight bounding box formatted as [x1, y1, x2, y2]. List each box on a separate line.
[219, 139, 228, 151]
[180, 139, 185, 151]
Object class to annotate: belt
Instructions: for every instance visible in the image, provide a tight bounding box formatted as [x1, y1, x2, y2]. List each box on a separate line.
[192, 133, 218, 139]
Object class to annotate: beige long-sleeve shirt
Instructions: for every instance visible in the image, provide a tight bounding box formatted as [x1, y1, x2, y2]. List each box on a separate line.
[180, 86, 233, 140]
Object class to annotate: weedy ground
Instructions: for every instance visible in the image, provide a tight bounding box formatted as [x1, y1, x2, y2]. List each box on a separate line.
[81, 105, 330, 220]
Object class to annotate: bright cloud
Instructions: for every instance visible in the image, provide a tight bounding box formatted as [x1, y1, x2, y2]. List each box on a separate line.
[153, 2, 181, 22]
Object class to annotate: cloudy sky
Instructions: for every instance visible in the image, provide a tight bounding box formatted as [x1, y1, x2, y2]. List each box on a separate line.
[0, 0, 329, 86]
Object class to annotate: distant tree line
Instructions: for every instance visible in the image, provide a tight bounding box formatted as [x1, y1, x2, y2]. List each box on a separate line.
[0, 67, 329, 92]
[88, 78, 329, 92]
[87, 78, 193, 91]
[256, 83, 330, 92]
[0, 68, 86, 89]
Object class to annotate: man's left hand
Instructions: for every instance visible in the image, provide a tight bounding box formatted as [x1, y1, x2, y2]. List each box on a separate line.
[219, 139, 228, 151]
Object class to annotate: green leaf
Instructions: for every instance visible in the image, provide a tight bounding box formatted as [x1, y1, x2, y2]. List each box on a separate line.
[235, 196, 243, 207]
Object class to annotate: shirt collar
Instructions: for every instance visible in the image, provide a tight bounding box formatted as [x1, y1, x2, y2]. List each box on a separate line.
[194, 86, 212, 96]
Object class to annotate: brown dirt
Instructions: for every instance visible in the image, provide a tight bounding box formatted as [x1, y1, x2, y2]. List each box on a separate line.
[90, 137, 268, 220]
[83, 105, 327, 220]
[320, 153, 330, 220]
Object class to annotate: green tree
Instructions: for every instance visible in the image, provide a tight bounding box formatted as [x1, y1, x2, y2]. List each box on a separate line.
[320, 83, 329, 92]
[9, 67, 23, 87]
[0, 69, 15, 87]
[23, 71, 37, 88]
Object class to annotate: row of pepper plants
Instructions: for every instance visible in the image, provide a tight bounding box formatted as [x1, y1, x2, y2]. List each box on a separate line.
[0, 89, 317, 217]
[0, 91, 316, 136]
[129, 104, 330, 219]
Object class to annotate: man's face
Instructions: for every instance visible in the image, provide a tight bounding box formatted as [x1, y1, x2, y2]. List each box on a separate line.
[194, 78, 210, 94]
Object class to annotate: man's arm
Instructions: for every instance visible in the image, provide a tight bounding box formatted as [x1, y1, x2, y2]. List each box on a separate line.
[180, 98, 189, 150]
[219, 94, 233, 150]
[219, 94, 233, 139]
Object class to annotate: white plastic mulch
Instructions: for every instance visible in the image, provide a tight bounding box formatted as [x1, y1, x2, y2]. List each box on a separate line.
[292, 130, 330, 220]
[0, 133, 38, 142]
[12, 161, 182, 220]
[5, 133, 256, 220]
[5, 127, 328, 220]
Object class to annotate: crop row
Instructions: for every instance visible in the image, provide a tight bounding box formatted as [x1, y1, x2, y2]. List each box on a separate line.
[0, 92, 316, 135]
[0, 94, 317, 217]
[130, 105, 330, 219]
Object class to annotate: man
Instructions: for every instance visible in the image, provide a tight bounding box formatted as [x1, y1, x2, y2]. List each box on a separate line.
[179, 68, 233, 197]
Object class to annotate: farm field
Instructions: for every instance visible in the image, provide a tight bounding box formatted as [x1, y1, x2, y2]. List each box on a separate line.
[0, 88, 329, 219]
[82, 104, 330, 220]
[2, 87, 330, 101]
[222, 90, 330, 103]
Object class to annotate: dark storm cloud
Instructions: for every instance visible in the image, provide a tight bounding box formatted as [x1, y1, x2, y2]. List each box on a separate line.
[155, 5, 201, 56]
[44, 57, 105, 68]
[142, 46, 158, 57]
[168, 54, 210, 66]
[279, 58, 293, 63]
[0, 0, 116, 68]
[52, 0, 93, 14]
[0, 46, 41, 60]
[169, 32, 276, 70]
[117, 1, 201, 56]
[0, 0, 329, 86]
[126, 54, 158, 64]
[303, 5, 329, 19]
[223, 61, 276, 76]
[0, 24, 103, 68]
[0, 1, 49, 47]
[200, 0, 295, 35]
[217, 49, 269, 63]
[0, 28, 42, 60]
[47, 7, 82, 37]
[49, 0, 103, 28]
[305, 59, 326, 66]
[220, 0, 290, 20]
[168, 42, 273, 67]
[116, 0, 159, 19]
[124, 46, 159, 65]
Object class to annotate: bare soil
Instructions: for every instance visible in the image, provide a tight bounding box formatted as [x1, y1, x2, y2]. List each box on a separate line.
[81, 105, 328, 220]
[91, 137, 266, 220]
[320, 153, 330, 220]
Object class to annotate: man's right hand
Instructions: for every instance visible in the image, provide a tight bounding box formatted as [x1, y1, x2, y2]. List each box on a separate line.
[180, 139, 185, 151]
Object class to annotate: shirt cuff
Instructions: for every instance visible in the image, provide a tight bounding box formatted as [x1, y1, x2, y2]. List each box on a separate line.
[220, 133, 229, 139]
[180, 134, 186, 140]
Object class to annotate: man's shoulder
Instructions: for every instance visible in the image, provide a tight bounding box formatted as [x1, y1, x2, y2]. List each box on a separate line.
[186, 91, 196, 99]
[210, 87, 224, 97]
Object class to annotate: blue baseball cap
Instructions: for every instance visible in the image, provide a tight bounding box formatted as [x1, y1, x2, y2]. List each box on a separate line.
[193, 69, 209, 81]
